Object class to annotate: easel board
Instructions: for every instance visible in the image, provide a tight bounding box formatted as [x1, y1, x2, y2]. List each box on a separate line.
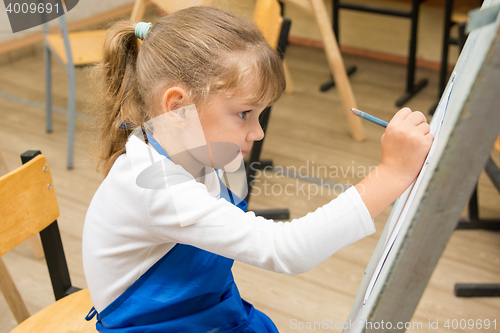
[344, 0, 500, 332]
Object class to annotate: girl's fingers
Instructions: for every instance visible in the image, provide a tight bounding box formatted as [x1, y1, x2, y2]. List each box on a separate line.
[416, 121, 431, 135]
[391, 107, 412, 123]
[405, 111, 427, 126]
[390, 108, 428, 129]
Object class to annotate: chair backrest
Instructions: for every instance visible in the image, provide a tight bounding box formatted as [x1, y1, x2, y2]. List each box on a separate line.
[254, 0, 283, 50]
[244, 0, 291, 204]
[0, 154, 59, 256]
[0, 151, 75, 302]
[131, 0, 213, 22]
[0, 151, 32, 324]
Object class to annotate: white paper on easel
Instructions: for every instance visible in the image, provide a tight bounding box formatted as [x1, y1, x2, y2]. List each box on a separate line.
[361, 72, 457, 306]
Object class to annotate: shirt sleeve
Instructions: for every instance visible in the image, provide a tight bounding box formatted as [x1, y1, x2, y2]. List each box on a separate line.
[145, 172, 375, 275]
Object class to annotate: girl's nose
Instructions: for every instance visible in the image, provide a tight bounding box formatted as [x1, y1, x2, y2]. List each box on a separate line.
[247, 118, 264, 142]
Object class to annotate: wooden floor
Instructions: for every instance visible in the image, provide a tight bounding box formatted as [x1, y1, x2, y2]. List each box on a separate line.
[1, 43, 499, 332]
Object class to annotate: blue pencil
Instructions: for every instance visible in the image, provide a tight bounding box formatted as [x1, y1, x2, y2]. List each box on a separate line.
[350, 108, 389, 128]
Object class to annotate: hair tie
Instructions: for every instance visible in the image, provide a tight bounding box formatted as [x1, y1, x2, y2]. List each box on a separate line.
[135, 22, 152, 40]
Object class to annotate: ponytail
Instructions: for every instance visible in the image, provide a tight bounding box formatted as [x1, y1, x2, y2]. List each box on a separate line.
[93, 21, 147, 176]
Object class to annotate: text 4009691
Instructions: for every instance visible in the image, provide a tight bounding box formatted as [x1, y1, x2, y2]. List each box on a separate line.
[6, 1, 60, 14]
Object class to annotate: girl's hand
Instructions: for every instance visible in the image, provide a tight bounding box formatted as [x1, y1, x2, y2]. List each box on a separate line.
[380, 107, 434, 187]
[355, 107, 433, 219]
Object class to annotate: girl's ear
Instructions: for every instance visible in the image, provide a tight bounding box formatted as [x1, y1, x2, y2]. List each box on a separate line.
[162, 87, 188, 113]
[162, 87, 189, 127]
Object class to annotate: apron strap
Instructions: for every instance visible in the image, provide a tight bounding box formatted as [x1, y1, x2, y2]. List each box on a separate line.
[85, 306, 98, 321]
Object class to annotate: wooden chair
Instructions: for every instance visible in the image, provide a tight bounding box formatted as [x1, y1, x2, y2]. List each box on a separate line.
[254, 0, 294, 93]
[43, 1, 107, 170]
[0, 150, 45, 325]
[0, 152, 45, 262]
[1, 151, 96, 333]
[0, 151, 30, 325]
[243, 0, 292, 220]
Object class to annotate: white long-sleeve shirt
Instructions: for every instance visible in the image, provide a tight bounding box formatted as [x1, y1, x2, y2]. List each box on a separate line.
[82, 135, 375, 312]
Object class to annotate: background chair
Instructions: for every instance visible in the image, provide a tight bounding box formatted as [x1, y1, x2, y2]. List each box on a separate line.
[44, 0, 213, 169]
[243, 0, 292, 220]
[1, 151, 95, 332]
[43, 1, 107, 170]
[129, 0, 213, 23]
[429, 0, 483, 114]
[322, 0, 428, 107]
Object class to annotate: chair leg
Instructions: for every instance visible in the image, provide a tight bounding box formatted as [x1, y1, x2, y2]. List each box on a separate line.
[67, 67, 76, 169]
[44, 45, 52, 133]
[0, 150, 8, 176]
[28, 235, 45, 259]
[0, 258, 30, 324]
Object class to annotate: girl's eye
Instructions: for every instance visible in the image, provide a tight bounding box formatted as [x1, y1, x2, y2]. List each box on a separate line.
[238, 111, 250, 119]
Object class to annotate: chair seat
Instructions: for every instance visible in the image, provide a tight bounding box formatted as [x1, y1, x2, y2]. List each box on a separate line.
[10, 289, 97, 333]
[45, 30, 108, 66]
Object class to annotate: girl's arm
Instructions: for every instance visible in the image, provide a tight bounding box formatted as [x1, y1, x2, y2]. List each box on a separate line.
[137, 109, 433, 275]
[355, 107, 434, 219]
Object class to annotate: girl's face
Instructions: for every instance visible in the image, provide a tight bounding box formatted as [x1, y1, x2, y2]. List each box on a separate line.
[198, 87, 269, 159]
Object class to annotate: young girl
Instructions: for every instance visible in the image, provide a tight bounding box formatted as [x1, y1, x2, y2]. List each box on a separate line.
[82, 6, 433, 333]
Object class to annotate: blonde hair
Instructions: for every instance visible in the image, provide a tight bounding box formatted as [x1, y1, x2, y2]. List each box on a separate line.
[93, 6, 286, 176]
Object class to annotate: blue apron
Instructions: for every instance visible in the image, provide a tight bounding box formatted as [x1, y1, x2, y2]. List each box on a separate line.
[86, 133, 278, 332]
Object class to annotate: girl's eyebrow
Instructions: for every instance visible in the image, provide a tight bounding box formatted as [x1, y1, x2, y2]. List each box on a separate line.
[237, 97, 263, 107]
[238, 102, 257, 108]
[245, 102, 267, 109]
[234, 104, 255, 111]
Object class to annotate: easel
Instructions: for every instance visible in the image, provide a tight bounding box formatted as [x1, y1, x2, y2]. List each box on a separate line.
[343, 1, 500, 330]
[323, 0, 429, 107]
[424, 0, 499, 297]
[454, 155, 500, 297]
[283, 0, 365, 142]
